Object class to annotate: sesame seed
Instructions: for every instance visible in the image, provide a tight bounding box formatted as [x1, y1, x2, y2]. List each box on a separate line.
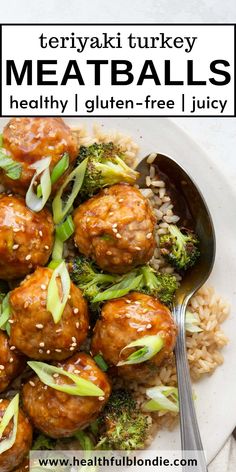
[9, 358, 14, 363]
[56, 328, 62, 333]
[10, 346, 16, 350]
[135, 246, 141, 251]
[106, 251, 112, 255]
[71, 342, 77, 347]
[68, 294, 71, 299]
[112, 223, 118, 228]
[53, 373, 59, 378]
[39, 342, 45, 347]
[12, 244, 19, 250]
[76, 322, 80, 329]
[99, 396, 105, 401]
[126, 314, 131, 318]
[55, 349, 62, 353]
[116, 233, 122, 239]
[109, 212, 114, 216]
[118, 198, 124, 202]
[13, 228, 20, 233]
[70, 347, 75, 351]
[74, 369, 80, 374]
[9, 203, 14, 207]
[146, 323, 152, 329]
[39, 349, 43, 354]
[24, 301, 29, 309]
[146, 233, 152, 239]
[126, 300, 131, 304]
[44, 245, 49, 250]
[73, 308, 79, 314]
[39, 230, 43, 237]
[8, 319, 14, 324]
[137, 327, 144, 332]
[41, 284, 47, 290]
[72, 337, 76, 343]
[44, 386, 48, 390]
[0, 365, 5, 370]
[134, 301, 141, 305]
[46, 350, 51, 354]
[112, 228, 118, 233]
[25, 254, 31, 261]
[29, 381, 35, 387]
[36, 324, 44, 329]
[0, 399, 3, 403]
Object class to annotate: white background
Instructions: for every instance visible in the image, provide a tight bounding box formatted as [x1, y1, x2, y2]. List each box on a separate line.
[2, 25, 234, 116]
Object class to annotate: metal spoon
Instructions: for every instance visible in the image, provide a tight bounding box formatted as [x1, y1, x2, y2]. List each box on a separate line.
[136, 153, 216, 472]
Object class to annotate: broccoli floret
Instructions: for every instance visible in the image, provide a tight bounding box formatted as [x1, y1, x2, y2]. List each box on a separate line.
[68, 256, 119, 301]
[96, 389, 150, 450]
[159, 225, 200, 271]
[140, 265, 178, 305]
[32, 434, 56, 450]
[78, 143, 139, 198]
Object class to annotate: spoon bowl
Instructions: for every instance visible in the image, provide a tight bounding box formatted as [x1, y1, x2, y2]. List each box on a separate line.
[136, 152, 216, 303]
[136, 152, 216, 471]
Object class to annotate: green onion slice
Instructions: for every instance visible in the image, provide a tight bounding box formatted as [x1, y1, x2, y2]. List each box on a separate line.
[51, 235, 64, 262]
[117, 334, 164, 366]
[28, 361, 104, 397]
[56, 215, 75, 242]
[0, 394, 19, 454]
[143, 386, 179, 413]
[52, 158, 88, 224]
[94, 354, 108, 372]
[46, 261, 71, 324]
[51, 153, 70, 185]
[0, 149, 22, 180]
[92, 273, 143, 303]
[185, 310, 203, 333]
[26, 157, 51, 212]
[0, 293, 11, 335]
[37, 153, 70, 198]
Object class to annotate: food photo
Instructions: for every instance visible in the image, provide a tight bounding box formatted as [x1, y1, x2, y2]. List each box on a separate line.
[0, 116, 235, 471]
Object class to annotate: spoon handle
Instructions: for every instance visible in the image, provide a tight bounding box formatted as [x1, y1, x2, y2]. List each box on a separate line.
[174, 303, 208, 472]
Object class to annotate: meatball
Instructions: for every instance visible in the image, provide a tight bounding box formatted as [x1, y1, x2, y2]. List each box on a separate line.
[23, 352, 111, 438]
[91, 292, 177, 381]
[13, 457, 29, 472]
[73, 184, 156, 274]
[0, 194, 54, 280]
[9, 267, 89, 361]
[0, 332, 25, 393]
[1, 117, 78, 195]
[0, 399, 32, 472]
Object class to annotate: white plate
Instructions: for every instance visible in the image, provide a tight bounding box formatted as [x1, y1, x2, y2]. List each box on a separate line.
[1, 117, 236, 464]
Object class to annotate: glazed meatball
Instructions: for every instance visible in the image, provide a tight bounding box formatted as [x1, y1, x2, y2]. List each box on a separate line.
[13, 457, 29, 472]
[0, 332, 25, 393]
[1, 117, 78, 195]
[73, 184, 156, 274]
[0, 399, 32, 472]
[91, 292, 177, 381]
[9, 267, 89, 361]
[0, 194, 54, 280]
[23, 353, 111, 438]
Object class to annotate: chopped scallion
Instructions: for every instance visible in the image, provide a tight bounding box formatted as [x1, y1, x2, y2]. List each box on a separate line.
[28, 361, 104, 397]
[37, 153, 70, 198]
[0, 394, 19, 454]
[117, 334, 164, 366]
[46, 261, 71, 324]
[52, 158, 88, 224]
[94, 354, 108, 372]
[56, 215, 75, 242]
[143, 386, 179, 413]
[0, 149, 22, 180]
[26, 157, 51, 212]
